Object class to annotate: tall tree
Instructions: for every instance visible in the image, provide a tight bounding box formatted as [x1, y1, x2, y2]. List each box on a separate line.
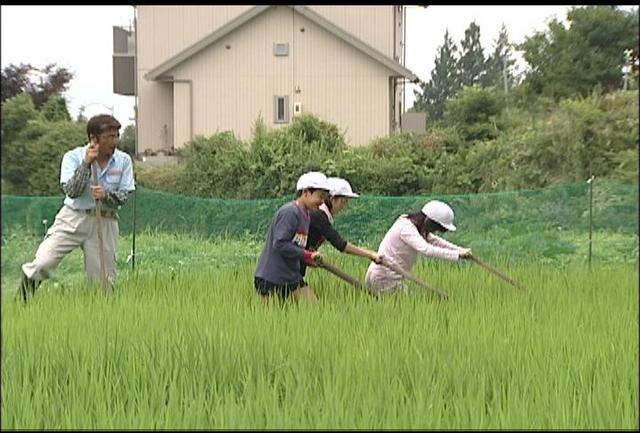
[457, 21, 487, 87]
[519, 6, 639, 99]
[413, 30, 460, 123]
[483, 23, 517, 91]
[1, 93, 39, 142]
[0, 63, 32, 103]
[1, 62, 73, 107]
[40, 94, 71, 122]
[1, 93, 86, 195]
[119, 124, 136, 156]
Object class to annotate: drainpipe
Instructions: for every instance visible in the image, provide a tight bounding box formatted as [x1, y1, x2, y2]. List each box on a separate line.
[402, 5, 406, 116]
[132, 5, 138, 271]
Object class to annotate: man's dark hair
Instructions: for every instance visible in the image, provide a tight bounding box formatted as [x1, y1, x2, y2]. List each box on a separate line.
[295, 187, 326, 198]
[86, 114, 121, 140]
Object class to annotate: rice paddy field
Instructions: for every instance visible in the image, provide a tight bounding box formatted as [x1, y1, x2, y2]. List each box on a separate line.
[1, 230, 638, 429]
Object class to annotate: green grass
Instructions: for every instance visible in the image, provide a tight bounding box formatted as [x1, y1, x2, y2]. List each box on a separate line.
[1, 234, 638, 429]
[1, 229, 265, 294]
[3, 225, 637, 294]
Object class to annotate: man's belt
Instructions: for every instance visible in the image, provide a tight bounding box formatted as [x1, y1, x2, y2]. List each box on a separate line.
[76, 207, 119, 220]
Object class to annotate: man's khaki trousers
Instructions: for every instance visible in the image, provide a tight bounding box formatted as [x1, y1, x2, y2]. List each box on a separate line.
[22, 205, 119, 285]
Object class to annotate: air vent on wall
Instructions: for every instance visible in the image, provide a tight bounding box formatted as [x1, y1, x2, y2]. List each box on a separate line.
[274, 43, 289, 56]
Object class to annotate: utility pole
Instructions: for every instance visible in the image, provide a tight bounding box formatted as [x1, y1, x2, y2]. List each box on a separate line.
[503, 56, 509, 115]
[131, 5, 138, 271]
[623, 49, 631, 91]
[502, 56, 508, 94]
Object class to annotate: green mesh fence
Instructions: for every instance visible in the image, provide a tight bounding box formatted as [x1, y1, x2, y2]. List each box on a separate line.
[2, 181, 638, 262]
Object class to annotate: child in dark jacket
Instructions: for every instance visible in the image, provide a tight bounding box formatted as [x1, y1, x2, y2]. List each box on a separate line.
[254, 171, 330, 304]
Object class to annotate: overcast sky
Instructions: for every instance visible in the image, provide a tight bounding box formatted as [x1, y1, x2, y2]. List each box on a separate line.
[2, 5, 631, 127]
[1, 5, 136, 124]
[403, 5, 572, 104]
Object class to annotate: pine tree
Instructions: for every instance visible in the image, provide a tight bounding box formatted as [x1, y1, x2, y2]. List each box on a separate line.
[413, 30, 460, 123]
[484, 23, 517, 91]
[458, 21, 486, 87]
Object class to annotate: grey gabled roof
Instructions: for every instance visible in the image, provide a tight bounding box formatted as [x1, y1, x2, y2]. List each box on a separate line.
[145, 5, 418, 82]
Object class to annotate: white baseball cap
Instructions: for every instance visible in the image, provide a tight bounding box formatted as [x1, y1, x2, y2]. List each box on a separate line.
[327, 177, 359, 198]
[421, 200, 456, 231]
[296, 171, 330, 191]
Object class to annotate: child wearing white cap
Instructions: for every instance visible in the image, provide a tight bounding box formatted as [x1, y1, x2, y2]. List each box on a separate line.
[302, 177, 382, 279]
[254, 171, 330, 304]
[365, 200, 473, 296]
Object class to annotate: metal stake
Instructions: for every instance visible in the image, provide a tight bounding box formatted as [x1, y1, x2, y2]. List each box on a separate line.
[588, 174, 594, 268]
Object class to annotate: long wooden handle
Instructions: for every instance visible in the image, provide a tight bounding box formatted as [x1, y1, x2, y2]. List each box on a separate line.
[469, 256, 527, 291]
[91, 161, 110, 295]
[381, 258, 448, 299]
[318, 260, 364, 290]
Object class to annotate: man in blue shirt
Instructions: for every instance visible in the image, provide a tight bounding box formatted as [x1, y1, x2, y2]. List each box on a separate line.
[20, 114, 136, 302]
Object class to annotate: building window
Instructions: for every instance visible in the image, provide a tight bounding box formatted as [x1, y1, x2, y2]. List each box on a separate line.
[273, 43, 289, 56]
[274, 95, 289, 123]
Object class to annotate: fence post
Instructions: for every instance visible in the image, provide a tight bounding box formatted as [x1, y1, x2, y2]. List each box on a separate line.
[588, 175, 594, 268]
[131, 190, 137, 271]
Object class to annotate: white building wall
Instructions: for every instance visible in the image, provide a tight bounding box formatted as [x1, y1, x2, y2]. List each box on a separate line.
[137, 5, 399, 152]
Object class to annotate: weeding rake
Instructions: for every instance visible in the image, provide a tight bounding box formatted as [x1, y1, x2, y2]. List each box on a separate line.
[469, 255, 528, 291]
[317, 258, 365, 290]
[91, 161, 110, 295]
[380, 257, 449, 300]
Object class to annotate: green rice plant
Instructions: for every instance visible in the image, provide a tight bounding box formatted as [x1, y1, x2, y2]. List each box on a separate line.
[2, 252, 637, 429]
[3, 224, 636, 297]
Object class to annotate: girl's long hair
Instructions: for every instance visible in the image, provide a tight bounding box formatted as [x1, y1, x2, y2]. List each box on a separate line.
[323, 196, 333, 212]
[406, 211, 446, 239]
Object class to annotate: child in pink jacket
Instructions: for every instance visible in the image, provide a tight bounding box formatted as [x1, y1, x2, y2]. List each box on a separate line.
[365, 200, 473, 295]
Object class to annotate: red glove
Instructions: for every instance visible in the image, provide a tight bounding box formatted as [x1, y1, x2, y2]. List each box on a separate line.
[303, 250, 314, 266]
